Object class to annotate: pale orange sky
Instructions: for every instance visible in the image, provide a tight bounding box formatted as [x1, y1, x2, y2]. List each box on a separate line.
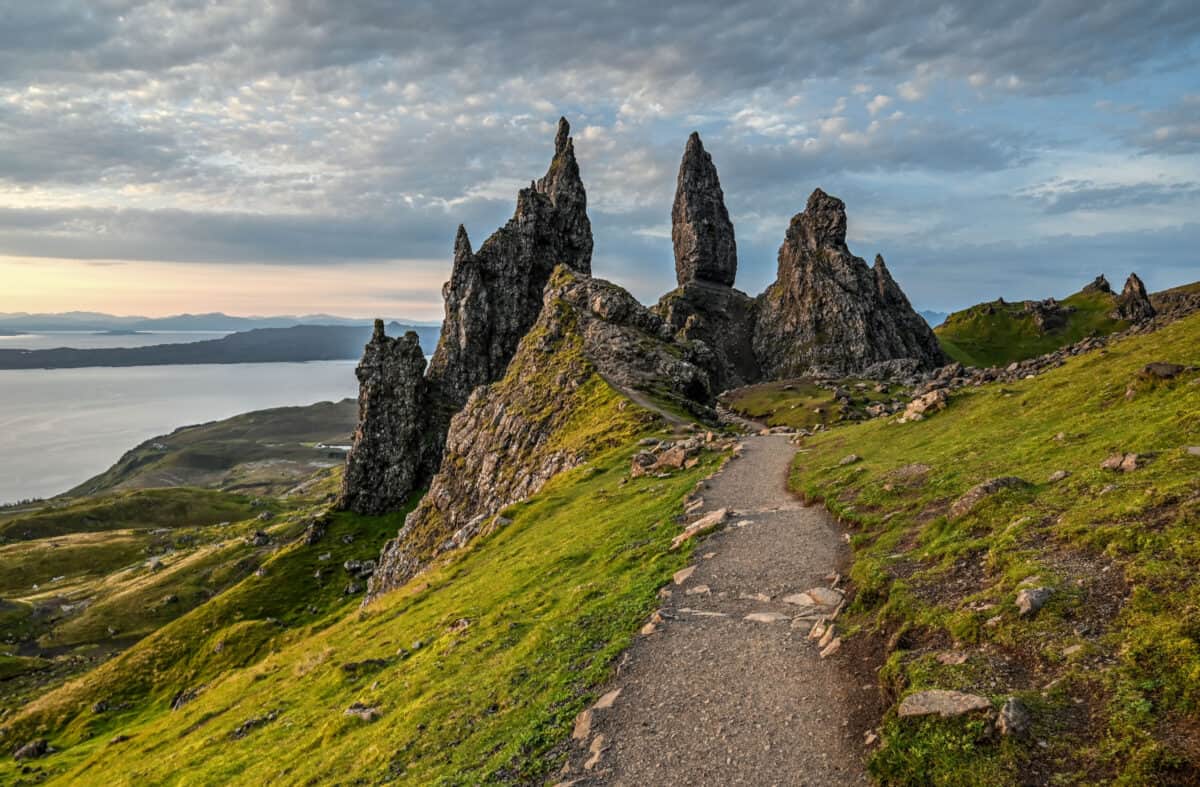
[0, 257, 448, 319]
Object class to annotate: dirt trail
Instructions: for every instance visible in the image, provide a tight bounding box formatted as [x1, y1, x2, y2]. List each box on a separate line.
[557, 434, 872, 786]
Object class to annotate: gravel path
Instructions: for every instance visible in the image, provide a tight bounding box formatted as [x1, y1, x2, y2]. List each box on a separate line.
[556, 434, 870, 786]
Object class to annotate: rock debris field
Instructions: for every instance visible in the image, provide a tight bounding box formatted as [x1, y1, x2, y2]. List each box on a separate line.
[558, 434, 874, 786]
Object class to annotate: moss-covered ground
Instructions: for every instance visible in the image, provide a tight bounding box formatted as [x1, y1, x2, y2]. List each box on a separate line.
[936, 289, 1126, 367]
[790, 310, 1200, 784]
[722, 378, 903, 430]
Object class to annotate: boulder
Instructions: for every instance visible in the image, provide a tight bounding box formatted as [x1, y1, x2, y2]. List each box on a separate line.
[949, 477, 1030, 519]
[1139, 362, 1187, 380]
[1016, 587, 1052, 617]
[997, 697, 1031, 737]
[898, 690, 992, 719]
[13, 738, 48, 761]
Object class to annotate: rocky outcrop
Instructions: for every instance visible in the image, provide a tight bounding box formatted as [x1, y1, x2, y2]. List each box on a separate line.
[366, 267, 718, 599]
[753, 189, 945, 378]
[340, 119, 594, 516]
[339, 323, 431, 515]
[425, 117, 592, 413]
[654, 282, 759, 390]
[672, 132, 737, 287]
[1082, 274, 1112, 295]
[1113, 273, 1155, 323]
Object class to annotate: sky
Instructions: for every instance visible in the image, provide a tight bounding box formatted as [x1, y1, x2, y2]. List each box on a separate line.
[2, 1, 1199, 320]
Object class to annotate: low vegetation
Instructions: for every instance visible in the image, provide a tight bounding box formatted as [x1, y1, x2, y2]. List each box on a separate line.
[721, 378, 904, 430]
[66, 400, 357, 498]
[936, 288, 1126, 367]
[791, 310, 1200, 783]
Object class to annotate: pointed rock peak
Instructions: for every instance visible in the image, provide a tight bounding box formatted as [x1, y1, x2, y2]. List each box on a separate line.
[372, 318, 386, 342]
[453, 224, 472, 262]
[873, 253, 888, 271]
[554, 117, 570, 157]
[1083, 274, 1112, 294]
[672, 132, 737, 287]
[1122, 272, 1148, 297]
[795, 188, 848, 250]
[1113, 271, 1156, 322]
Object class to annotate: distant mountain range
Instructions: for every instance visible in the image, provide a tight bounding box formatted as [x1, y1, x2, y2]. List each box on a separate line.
[919, 309, 949, 327]
[0, 311, 441, 333]
[0, 323, 441, 370]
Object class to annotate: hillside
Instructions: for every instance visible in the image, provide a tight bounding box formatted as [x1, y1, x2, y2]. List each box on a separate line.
[935, 286, 1127, 367]
[790, 310, 1200, 783]
[66, 399, 358, 498]
[0, 357, 725, 785]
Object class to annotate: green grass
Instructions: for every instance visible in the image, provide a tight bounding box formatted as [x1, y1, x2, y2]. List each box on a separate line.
[0, 488, 257, 543]
[722, 378, 903, 430]
[0, 430, 720, 785]
[936, 289, 1127, 367]
[790, 310, 1200, 784]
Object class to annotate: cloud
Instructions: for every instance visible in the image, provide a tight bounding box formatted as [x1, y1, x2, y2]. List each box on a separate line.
[1021, 178, 1200, 214]
[0, 1, 1198, 316]
[1129, 94, 1200, 154]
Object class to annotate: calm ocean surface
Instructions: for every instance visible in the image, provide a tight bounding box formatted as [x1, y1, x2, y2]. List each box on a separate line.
[0, 361, 359, 504]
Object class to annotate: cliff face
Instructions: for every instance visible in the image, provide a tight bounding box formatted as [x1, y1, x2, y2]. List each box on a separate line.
[753, 189, 945, 378]
[366, 267, 717, 598]
[339, 324, 431, 515]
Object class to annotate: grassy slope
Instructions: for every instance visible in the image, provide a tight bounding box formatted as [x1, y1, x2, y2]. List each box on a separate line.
[0, 488, 255, 542]
[936, 289, 1126, 367]
[2, 400, 721, 785]
[65, 399, 357, 498]
[791, 311, 1200, 784]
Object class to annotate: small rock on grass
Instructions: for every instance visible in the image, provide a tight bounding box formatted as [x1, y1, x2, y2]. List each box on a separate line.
[1016, 587, 1053, 617]
[344, 703, 380, 722]
[997, 697, 1031, 737]
[1186, 446, 1200, 457]
[839, 454, 862, 466]
[1048, 470, 1071, 483]
[898, 690, 991, 719]
[1100, 452, 1140, 473]
[14, 739, 48, 761]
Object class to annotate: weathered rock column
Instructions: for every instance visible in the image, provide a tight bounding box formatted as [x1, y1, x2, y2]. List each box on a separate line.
[339, 322, 430, 515]
[672, 132, 737, 287]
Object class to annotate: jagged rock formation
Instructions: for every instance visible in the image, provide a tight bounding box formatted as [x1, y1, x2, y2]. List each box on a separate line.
[672, 132, 737, 287]
[1113, 273, 1155, 323]
[339, 323, 430, 515]
[338, 119, 594, 516]
[1082, 274, 1113, 295]
[367, 267, 718, 598]
[754, 189, 945, 378]
[426, 117, 592, 412]
[655, 133, 759, 390]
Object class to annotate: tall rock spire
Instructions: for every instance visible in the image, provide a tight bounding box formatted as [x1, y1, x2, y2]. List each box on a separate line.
[672, 132, 737, 287]
[753, 188, 945, 378]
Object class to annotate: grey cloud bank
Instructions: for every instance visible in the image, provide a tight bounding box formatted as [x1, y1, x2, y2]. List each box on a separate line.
[1, 0, 1199, 313]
